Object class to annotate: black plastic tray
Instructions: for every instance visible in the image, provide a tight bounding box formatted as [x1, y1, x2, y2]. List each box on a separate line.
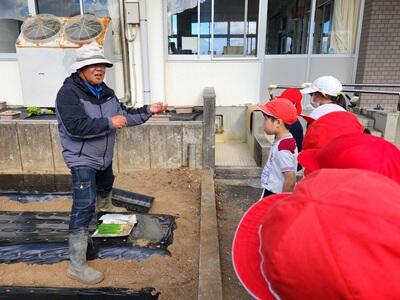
[112, 188, 154, 213]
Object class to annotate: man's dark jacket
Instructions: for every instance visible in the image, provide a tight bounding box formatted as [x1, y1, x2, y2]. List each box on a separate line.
[56, 73, 152, 170]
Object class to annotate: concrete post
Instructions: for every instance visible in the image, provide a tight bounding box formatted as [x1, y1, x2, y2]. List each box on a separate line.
[202, 87, 216, 170]
[188, 143, 196, 170]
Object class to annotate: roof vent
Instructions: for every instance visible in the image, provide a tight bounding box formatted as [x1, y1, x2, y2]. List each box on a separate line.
[64, 14, 103, 43]
[21, 14, 62, 42]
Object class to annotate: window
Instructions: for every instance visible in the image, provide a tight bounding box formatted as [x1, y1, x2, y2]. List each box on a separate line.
[266, 0, 360, 55]
[167, 0, 259, 57]
[36, 0, 81, 16]
[266, 0, 311, 54]
[0, 0, 29, 54]
[313, 0, 361, 54]
[167, 0, 199, 55]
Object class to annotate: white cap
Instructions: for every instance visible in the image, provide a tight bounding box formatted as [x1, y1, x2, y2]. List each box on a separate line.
[301, 76, 343, 97]
[71, 42, 113, 70]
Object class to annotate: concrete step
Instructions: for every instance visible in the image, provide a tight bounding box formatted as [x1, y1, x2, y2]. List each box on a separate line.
[356, 114, 375, 128]
[215, 166, 262, 179]
[370, 129, 383, 137]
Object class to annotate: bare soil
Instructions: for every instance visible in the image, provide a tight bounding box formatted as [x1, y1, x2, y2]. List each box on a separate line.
[215, 181, 262, 300]
[0, 168, 204, 300]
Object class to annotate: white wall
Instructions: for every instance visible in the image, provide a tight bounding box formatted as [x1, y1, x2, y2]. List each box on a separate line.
[263, 56, 308, 86]
[261, 55, 355, 106]
[0, 60, 23, 106]
[166, 60, 261, 106]
[309, 56, 355, 84]
[147, 0, 166, 103]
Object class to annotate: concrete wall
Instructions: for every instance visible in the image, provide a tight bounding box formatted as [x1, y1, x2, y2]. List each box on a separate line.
[0, 120, 203, 176]
[215, 106, 247, 141]
[356, 0, 400, 110]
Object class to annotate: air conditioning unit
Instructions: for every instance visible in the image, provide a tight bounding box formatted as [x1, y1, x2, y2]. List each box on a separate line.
[16, 14, 114, 107]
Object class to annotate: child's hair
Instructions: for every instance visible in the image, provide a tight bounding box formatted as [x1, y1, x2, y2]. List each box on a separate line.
[315, 92, 347, 109]
[263, 113, 292, 130]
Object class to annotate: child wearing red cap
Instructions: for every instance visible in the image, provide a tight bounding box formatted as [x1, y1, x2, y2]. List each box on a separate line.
[276, 88, 304, 171]
[276, 88, 304, 154]
[233, 169, 400, 300]
[257, 98, 298, 197]
[298, 133, 400, 184]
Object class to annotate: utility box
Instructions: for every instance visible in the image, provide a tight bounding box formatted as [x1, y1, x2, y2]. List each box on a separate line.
[16, 14, 114, 108]
[125, 1, 140, 24]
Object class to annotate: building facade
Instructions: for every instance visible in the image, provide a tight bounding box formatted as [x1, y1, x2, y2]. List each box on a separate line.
[0, 0, 398, 110]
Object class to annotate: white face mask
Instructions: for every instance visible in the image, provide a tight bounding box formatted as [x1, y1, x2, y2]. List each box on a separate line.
[310, 94, 320, 108]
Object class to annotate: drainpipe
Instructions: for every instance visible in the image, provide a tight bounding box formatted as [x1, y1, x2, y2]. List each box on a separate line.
[139, 0, 151, 104]
[125, 24, 139, 107]
[119, 0, 132, 104]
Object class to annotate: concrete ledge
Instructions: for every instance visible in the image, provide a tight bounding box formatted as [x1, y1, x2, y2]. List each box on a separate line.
[215, 166, 262, 179]
[254, 134, 272, 167]
[0, 120, 203, 174]
[198, 170, 223, 300]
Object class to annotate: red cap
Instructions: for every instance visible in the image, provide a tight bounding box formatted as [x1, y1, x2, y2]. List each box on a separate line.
[257, 98, 298, 125]
[302, 111, 364, 150]
[277, 88, 303, 115]
[298, 133, 400, 184]
[232, 169, 400, 300]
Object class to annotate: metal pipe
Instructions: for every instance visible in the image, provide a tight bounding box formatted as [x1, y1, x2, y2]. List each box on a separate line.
[343, 83, 400, 88]
[352, 0, 365, 83]
[79, 0, 84, 15]
[125, 24, 138, 107]
[305, 0, 317, 82]
[119, 0, 131, 104]
[269, 85, 400, 96]
[139, 0, 151, 105]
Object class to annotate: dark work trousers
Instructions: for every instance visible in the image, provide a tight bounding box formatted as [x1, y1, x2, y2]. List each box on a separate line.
[69, 164, 114, 233]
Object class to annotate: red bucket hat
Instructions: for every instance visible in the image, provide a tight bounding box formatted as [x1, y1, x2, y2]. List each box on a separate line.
[276, 88, 303, 115]
[232, 169, 400, 300]
[302, 111, 364, 150]
[257, 98, 298, 125]
[298, 133, 400, 184]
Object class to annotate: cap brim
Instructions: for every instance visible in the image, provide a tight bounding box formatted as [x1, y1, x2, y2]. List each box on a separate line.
[298, 149, 321, 172]
[300, 87, 317, 95]
[256, 104, 276, 118]
[71, 58, 113, 70]
[232, 194, 290, 300]
[300, 114, 315, 124]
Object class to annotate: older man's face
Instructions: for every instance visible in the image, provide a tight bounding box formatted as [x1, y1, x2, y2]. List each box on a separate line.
[80, 63, 106, 85]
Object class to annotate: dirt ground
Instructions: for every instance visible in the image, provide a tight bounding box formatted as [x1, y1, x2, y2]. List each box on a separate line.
[215, 181, 262, 300]
[0, 168, 204, 300]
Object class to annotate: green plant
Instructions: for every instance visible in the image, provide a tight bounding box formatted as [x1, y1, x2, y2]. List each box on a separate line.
[97, 223, 123, 235]
[26, 106, 41, 117]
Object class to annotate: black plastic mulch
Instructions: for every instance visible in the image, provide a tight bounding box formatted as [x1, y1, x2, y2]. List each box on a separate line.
[0, 286, 159, 299]
[0, 211, 176, 264]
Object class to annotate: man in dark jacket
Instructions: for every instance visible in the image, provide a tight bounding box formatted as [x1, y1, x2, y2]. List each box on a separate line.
[56, 42, 166, 284]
